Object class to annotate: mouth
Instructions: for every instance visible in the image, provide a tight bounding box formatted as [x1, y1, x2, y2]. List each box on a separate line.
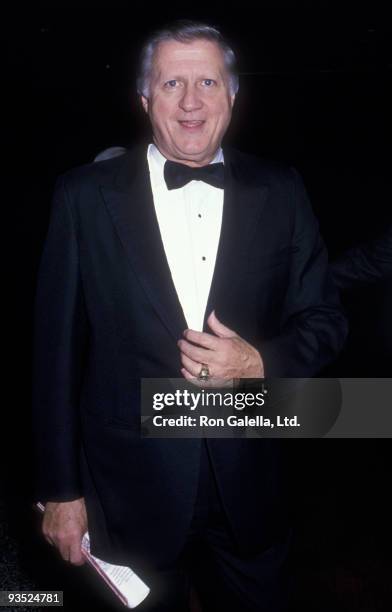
[178, 120, 205, 131]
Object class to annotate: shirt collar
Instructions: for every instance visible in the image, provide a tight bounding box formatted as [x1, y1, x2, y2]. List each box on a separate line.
[147, 143, 224, 191]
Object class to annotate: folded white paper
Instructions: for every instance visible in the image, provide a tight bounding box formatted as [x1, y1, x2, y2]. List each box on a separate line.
[35, 502, 150, 608]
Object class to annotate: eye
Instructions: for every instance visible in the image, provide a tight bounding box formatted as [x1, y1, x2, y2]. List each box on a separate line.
[164, 80, 178, 88]
[202, 79, 216, 87]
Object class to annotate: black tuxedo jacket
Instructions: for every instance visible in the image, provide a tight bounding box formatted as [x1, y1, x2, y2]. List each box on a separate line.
[32, 145, 347, 569]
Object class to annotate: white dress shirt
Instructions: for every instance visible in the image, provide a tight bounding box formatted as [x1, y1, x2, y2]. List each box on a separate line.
[147, 143, 224, 332]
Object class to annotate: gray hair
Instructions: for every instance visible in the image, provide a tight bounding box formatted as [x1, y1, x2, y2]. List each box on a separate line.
[136, 20, 239, 98]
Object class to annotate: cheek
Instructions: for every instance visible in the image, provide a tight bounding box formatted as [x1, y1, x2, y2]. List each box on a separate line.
[150, 100, 174, 127]
[209, 97, 232, 117]
[209, 106, 232, 129]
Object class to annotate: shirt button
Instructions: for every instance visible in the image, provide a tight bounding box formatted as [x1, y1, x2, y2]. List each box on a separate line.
[198, 213, 202, 218]
[202, 256, 206, 261]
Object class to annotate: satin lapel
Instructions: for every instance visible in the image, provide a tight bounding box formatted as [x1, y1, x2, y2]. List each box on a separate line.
[203, 148, 270, 330]
[99, 149, 188, 343]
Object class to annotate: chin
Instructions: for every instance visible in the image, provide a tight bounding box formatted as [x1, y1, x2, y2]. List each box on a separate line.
[175, 141, 210, 159]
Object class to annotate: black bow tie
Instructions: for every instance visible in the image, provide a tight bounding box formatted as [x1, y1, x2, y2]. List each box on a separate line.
[164, 160, 225, 190]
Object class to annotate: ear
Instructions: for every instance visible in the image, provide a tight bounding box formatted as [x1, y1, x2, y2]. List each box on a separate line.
[141, 95, 149, 113]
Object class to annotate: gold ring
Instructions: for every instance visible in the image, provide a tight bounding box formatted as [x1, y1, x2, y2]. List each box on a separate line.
[198, 364, 210, 381]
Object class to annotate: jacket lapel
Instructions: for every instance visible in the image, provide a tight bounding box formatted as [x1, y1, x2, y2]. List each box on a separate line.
[100, 147, 188, 343]
[203, 147, 270, 330]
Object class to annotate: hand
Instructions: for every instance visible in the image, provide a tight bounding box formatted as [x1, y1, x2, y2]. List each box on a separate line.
[42, 497, 87, 566]
[178, 310, 264, 384]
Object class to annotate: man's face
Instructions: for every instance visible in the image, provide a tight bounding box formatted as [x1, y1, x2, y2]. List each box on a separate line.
[141, 39, 236, 167]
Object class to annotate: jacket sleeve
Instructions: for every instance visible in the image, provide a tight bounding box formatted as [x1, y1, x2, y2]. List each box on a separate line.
[261, 168, 348, 377]
[31, 174, 88, 503]
[330, 225, 392, 290]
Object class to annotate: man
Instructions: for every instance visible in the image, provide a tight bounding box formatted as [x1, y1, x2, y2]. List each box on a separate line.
[32, 20, 347, 611]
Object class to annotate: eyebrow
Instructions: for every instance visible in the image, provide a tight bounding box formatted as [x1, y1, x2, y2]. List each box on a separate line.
[160, 73, 221, 82]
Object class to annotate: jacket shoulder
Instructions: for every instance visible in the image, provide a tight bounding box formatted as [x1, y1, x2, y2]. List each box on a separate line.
[57, 149, 134, 193]
[225, 147, 299, 186]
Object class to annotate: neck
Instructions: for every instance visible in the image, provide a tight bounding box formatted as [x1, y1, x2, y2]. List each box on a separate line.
[153, 141, 220, 167]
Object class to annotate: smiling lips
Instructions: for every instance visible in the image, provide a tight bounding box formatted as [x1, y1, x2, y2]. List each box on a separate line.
[178, 120, 205, 130]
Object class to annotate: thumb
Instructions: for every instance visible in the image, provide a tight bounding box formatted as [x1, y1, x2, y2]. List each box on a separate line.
[207, 310, 236, 338]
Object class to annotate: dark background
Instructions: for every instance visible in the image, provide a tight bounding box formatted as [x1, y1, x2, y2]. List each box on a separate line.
[2, 1, 392, 611]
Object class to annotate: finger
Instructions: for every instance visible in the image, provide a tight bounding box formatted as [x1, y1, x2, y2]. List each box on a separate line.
[178, 339, 213, 364]
[181, 367, 197, 380]
[182, 368, 226, 389]
[181, 368, 204, 387]
[69, 540, 85, 566]
[180, 353, 206, 377]
[181, 368, 216, 388]
[183, 329, 218, 350]
[207, 310, 236, 338]
[58, 542, 72, 563]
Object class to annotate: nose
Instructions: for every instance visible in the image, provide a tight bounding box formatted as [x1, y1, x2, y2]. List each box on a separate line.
[179, 84, 203, 112]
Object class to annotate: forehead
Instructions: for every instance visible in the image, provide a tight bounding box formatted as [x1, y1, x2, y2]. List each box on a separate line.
[152, 39, 226, 75]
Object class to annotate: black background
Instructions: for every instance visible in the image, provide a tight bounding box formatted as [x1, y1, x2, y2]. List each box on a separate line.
[2, 2, 392, 610]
